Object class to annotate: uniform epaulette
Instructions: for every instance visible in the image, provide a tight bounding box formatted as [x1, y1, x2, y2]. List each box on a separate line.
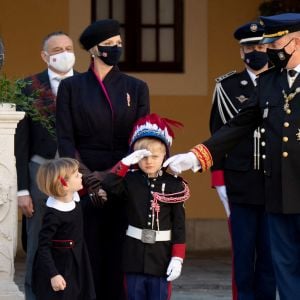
[215, 70, 237, 83]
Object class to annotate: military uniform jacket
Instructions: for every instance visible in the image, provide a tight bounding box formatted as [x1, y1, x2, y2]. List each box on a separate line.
[15, 70, 57, 190]
[210, 70, 265, 205]
[32, 201, 95, 300]
[102, 170, 186, 277]
[56, 66, 150, 172]
[204, 67, 300, 213]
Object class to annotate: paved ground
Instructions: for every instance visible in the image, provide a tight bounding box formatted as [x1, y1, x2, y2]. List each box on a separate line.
[172, 253, 231, 300]
[14, 251, 232, 300]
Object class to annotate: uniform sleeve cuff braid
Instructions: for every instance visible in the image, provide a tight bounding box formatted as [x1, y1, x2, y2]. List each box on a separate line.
[190, 144, 213, 172]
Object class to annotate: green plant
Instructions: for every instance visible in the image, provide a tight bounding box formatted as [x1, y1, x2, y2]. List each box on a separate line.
[0, 75, 56, 138]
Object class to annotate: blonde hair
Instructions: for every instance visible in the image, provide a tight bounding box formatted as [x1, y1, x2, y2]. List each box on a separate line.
[36, 158, 79, 197]
[133, 137, 166, 154]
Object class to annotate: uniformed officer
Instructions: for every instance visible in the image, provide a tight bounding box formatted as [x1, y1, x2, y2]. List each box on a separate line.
[210, 21, 276, 300]
[164, 13, 300, 300]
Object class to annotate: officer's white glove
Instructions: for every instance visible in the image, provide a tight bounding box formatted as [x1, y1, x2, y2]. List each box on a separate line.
[163, 152, 201, 174]
[215, 185, 230, 217]
[166, 257, 183, 281]
[121, 149, 152, 166]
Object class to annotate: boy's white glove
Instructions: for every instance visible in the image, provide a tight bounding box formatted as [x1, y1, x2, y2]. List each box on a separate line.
[215, 185, 230, 217]
[166, 257, 183, 281]
[121, 149, 152, 166]
[163, 152, 201, 174]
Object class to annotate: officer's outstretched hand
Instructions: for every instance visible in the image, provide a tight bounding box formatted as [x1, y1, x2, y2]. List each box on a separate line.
[163, 152, 201, 174]
[121, 149, 152, 166]
[166, 257, 183, 281]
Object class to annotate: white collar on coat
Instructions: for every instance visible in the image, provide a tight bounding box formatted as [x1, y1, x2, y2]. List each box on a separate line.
[46, 192, 80, 212]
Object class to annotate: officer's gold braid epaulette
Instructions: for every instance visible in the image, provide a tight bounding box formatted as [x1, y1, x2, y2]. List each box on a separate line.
[215, 70, 237, 83]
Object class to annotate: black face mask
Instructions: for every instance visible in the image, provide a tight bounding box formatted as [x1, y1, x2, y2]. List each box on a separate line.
[243, 50, 269, 71]
[267, 39, 295, 68]
[97, 45, 122, 66]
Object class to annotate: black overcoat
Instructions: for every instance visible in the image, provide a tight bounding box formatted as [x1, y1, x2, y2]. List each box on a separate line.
[32, 202, 95, 300]
[56, 66, 150, 171]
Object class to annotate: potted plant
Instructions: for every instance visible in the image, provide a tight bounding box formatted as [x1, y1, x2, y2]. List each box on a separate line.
[0, 75, 56, 137]
[0, 38, 55, 137]
[0, 75, 34, 110]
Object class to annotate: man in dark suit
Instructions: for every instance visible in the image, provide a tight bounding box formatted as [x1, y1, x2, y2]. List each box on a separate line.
[165, 13, 300, 300]
[210, 21, 276, 299]
[15, 31, 76, 300]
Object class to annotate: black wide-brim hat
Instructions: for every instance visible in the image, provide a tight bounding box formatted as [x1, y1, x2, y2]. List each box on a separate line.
[260, 13, 300, 44]
[79, 19, 120, 51]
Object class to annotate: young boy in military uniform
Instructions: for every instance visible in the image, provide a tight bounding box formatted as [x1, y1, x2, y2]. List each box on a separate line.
[101, 113, 190, 300]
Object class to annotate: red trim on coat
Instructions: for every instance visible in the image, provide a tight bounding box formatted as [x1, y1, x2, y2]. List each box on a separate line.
[228, 218, 238, 300]
[51, 239, 75, 248]
[167, 282, 172, 300]
[91, 64, 114, 119]
[123, 273, 128, 300]
[172, 244, 186, 259]
[111, 161, 129, 177]
[211, 170, 225, 187]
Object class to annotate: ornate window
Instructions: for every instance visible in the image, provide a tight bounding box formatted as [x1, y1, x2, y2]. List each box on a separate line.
[92, 0, 184, 72]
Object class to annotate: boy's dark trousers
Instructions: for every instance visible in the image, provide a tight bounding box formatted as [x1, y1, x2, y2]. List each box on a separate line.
[125, 273, 171, 300]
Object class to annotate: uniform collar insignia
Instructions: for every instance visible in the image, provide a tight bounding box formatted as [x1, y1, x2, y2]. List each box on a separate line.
[236, 95, 248, 103]
[240, 80, 248, 86]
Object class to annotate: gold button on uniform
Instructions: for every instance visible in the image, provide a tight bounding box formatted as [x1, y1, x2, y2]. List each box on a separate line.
[282, 152, 288, 157]
[284, 122, 289, 128]
[286, 109, 291, 114]
[283, 136, 288, 142]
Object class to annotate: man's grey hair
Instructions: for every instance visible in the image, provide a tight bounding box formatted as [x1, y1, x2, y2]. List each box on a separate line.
[42, 31, 70, 51]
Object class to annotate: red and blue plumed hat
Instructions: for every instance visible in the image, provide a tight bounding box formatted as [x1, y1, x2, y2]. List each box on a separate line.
[129, 113, 183, 155]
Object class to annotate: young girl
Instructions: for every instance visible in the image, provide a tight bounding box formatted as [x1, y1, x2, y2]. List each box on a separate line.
[32, 158, 95, 300]
[101, 114, 190, 300]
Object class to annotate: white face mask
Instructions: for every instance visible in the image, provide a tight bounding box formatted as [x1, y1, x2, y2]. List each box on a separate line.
[46, 51, 75, 73]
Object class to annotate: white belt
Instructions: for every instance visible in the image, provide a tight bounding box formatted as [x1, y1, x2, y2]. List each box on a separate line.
[30, 155, 51, 165]
[126, 225, 171, 244]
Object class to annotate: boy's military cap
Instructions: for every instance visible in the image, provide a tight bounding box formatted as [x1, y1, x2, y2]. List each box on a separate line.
[234, 21, 264, 45]
[260, 13, 300, 44]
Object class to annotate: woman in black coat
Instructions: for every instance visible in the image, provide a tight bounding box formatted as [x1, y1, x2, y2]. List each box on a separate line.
[56, 19, 150, 300]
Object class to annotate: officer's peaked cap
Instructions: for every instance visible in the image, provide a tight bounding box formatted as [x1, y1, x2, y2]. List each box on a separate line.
[260, 13, 300, 44]
[234, 21, 264, 45]
[79, 19, 120, 51]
